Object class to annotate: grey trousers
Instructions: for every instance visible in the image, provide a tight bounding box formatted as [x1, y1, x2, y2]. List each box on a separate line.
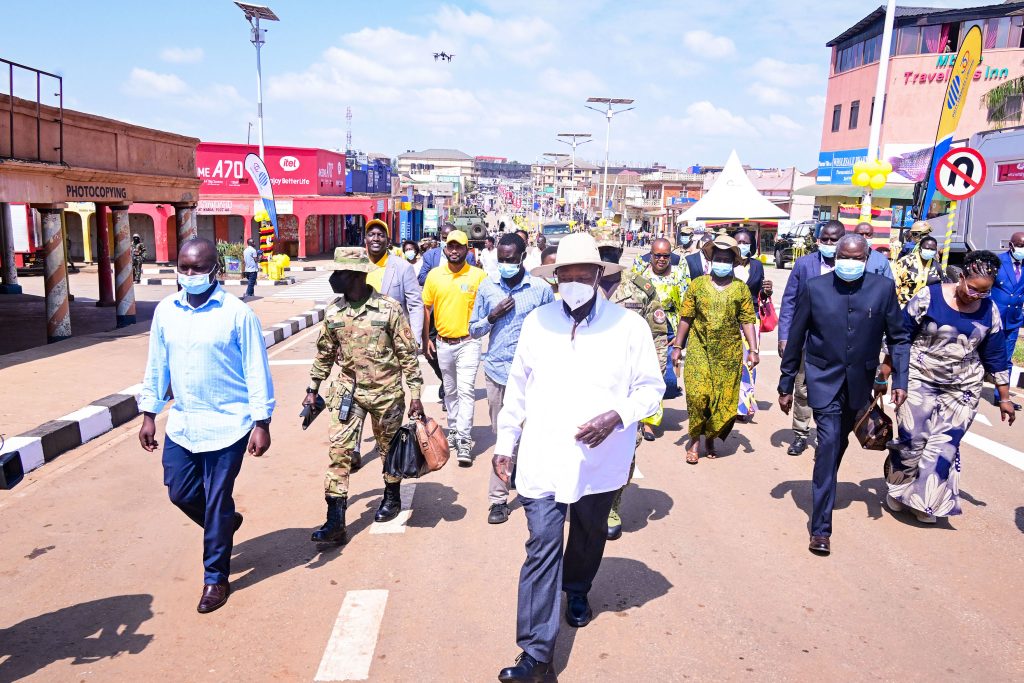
[486, 375, 517, 504]
[516, 490, 616, 663]
[792, 357, 814, 438]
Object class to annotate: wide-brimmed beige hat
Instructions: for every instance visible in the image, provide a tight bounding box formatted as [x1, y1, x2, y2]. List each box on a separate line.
[531, 232, 624, 278]
[701, 234, 742, 261]
[327, 247, 373, 272]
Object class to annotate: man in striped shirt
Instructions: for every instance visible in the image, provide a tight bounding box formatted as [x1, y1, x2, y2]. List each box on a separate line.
[470, 233, 555, 524]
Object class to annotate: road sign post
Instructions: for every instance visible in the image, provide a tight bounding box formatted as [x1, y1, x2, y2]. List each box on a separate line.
[933, 146, 986, 271]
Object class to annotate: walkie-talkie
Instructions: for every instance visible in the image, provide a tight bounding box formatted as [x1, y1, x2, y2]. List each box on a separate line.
[337, 378, 356, 422]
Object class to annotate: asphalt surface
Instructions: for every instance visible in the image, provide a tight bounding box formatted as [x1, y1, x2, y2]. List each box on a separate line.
[1, 261, 1022, 682]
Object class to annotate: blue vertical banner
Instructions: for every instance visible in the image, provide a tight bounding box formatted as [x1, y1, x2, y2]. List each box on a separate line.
[244, 153, 278, 237]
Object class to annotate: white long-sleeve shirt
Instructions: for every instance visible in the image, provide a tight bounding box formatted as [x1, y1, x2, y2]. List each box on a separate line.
[495, 295, 665, 504]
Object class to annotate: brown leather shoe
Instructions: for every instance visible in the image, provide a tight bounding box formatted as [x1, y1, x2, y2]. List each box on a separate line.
[197, 582, 230, 613]
[808, 535, 831, 556]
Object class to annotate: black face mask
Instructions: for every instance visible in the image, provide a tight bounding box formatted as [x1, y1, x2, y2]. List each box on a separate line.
[329, 271, 349, 293]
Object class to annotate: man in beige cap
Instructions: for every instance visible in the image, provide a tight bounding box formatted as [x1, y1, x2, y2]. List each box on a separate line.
[493, 232, 664, 682]
[304, 247, 424, 545]
[899, 220, 934, 259]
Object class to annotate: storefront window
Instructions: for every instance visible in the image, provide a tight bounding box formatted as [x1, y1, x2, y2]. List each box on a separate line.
[896, 26, 921, 56]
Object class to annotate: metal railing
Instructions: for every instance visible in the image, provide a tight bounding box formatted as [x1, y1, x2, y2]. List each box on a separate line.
[2, 57, 63, 164]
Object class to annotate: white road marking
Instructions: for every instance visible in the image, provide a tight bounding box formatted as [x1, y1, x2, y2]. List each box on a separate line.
[274, 273, 335, 300]
[633, 465, 645, 480]
[269, 359, 315, 366]
[314, 589, 389, 681]
[963, 432, 1024, 472]
[267, 325, 320, 357]
[973, 413, 992, 427]
[369, 483, 416, 534]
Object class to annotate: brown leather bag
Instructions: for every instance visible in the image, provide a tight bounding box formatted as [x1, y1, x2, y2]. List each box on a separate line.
[414, 416, 450, 471]
[853, 395, 893, 451]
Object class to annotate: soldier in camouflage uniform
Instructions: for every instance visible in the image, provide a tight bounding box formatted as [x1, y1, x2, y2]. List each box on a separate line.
[131, 234, 146, 283]
[304, 247, 424, 545]
[593, 230, 669, 541]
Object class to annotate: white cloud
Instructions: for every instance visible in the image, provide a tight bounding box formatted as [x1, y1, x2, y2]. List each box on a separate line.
[435, 5, 558, 65]
[749, 83, 791, 106]
[538, 68, 605, 98]
[805, 94, 826, 113]
[682, 30, 736, 59]
[751, 58, 821, 88]
[124, 68, 187, 96]
[160, 47, 204, 64]
[751, 113, 803, 138]
[660, 101, 758, 138]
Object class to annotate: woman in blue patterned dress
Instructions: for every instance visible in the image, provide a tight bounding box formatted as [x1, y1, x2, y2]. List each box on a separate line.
[879, 251, 1016, 524]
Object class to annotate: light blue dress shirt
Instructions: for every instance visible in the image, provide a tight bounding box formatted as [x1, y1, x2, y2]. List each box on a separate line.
[139, 285, 275, 452]
[469, 273, 554, 385]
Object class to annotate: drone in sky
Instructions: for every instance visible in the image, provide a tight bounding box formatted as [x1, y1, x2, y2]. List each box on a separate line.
[433, 51, 455, 62]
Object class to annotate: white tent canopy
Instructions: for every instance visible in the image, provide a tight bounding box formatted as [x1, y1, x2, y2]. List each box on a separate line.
[676, 150, 789, 223]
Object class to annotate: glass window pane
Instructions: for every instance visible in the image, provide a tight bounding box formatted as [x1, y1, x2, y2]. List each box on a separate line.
[921, 25, 941, 53]
[897, 26, 921, 56]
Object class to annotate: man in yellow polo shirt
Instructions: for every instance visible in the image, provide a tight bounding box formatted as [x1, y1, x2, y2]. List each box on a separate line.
[422, 229, 487, 465]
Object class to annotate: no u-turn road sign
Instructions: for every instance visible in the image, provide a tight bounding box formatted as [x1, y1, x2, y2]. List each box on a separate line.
[934, 147, 987, 201]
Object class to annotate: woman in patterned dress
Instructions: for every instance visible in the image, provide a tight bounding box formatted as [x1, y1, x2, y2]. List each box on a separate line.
[893, 235, 944, 307]
[671, 236, 759, 463]
[880, 251, 1016, 523]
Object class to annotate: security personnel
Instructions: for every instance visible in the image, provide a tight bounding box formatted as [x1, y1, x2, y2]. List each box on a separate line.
[304, 247, 424, 545]
[899, 220, 933, 259]
[131, 233, 146, 284]
[674, 225, 699, 256]
[593, 230, 668, 540]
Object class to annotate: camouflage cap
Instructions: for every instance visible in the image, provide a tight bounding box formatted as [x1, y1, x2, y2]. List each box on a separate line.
[328, 247, 373, 272]
[591, 228, 621, 249]
[909, 220, 932, 235]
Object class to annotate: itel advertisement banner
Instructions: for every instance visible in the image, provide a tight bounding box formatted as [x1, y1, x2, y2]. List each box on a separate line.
[197, 143, 346, 197]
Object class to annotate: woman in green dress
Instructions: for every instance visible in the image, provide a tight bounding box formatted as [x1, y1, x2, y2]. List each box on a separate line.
[672, 236, 759, 463]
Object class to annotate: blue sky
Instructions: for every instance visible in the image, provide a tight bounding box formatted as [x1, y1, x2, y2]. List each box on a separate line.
[2, 1, 968, 170]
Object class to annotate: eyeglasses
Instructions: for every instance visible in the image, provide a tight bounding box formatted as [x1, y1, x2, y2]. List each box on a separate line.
[650, 253, 671, 260]
[960, 277, 991, 298]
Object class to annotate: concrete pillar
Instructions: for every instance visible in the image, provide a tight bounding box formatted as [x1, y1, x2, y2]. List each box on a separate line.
[0, 202, 22, 294]
[95, 206, 115, 307]
[174, 203, 197, 245]
[40, 208, 71, 342]
[297, 213, 308, 259]
[111, 206, 136, 328]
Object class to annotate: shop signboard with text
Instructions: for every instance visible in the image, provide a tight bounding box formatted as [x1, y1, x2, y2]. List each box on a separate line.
[817, 148, 868, 184]
[197, 143, 346, 197]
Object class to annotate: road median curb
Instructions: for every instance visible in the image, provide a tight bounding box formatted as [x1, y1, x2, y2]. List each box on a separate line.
[0, 302, 328, 489]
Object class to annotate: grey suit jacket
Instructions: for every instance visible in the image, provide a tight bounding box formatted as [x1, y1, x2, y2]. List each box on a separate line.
[380, 255, 424, 348]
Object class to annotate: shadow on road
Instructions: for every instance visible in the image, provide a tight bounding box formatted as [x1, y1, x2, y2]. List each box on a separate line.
[769, 428, 817, 449]
[621, 485, 674, 535]
[770, 477, 887, 525]
[406, 482, 467, 528]
[0, 594, 154, 681]
[553, 557, 673, 673]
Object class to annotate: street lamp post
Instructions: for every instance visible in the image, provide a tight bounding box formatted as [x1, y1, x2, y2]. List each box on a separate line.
[585, 98, 634, 219]
[860, 0, 896, 223]
[557, 133, 592, 214]
[235, 2, 279, 160]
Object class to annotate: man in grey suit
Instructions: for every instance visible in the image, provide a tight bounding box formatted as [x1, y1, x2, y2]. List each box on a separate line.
[364, 219, 423, 349]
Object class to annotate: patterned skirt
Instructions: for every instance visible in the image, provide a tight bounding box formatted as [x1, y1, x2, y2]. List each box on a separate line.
[737, 325, 759, 417]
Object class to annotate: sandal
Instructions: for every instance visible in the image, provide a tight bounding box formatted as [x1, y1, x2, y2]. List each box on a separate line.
[685, 446, 699, 465]
[705, 440, 718, 459]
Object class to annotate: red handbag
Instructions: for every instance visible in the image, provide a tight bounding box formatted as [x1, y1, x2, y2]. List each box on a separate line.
[759, 297, 778, 333]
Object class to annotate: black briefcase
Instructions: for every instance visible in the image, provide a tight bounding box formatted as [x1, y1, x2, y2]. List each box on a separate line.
[383, 424, 431, 479]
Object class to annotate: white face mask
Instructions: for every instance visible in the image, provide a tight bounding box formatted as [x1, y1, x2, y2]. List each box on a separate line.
[560, 278, 597, 310]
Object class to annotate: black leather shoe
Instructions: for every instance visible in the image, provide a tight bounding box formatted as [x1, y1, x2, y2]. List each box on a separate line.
[788, 436, 808, 456]
[374, 482, 402, 523]
[197, 582, 230, 613]
[606, 524, 622, 541]
[233, 512, 243, 532]
[498, 652, 556, 682]
[311, 496, 348, 545]
[565, 593, 592, 628]
[488, 503, 510, 525]
[808, 535, 831, 556]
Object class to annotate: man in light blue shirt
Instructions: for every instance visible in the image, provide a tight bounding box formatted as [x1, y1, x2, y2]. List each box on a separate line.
[242, 238, 262, 298]
[469, 233, 554, 525]
[138, 238, 275, 614]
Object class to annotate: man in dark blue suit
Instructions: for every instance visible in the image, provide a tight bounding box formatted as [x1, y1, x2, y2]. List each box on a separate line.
[683, 233, 713, 279]
[778, 234, 910, 556]
[991, 232, 1024, 410]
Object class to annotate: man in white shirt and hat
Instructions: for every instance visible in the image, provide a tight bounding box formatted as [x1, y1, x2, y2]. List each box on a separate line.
[493, 232, 665, 682]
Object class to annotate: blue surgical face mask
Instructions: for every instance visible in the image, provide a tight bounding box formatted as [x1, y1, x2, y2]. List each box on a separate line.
[834, 258, 866, 282]
[1013, 247, 1024, 262]
[679, 236, 692, 246]
[818, 244, 837, 259]
[920, 248, 936, 261]
[497, 262, 521, 280]
[738, 244, 751, 258]
[711, 262, 734, 278]
[178, 267, 217, 295]
[404, 249, 417, 261]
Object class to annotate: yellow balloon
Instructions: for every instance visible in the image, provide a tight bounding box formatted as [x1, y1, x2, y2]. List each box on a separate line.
[852, 161, 868, 174]
[880, 160, 893, 175]
[853, 171, 871, 187]
[869, 173, 887, 190]
[254, 209, 269, 223]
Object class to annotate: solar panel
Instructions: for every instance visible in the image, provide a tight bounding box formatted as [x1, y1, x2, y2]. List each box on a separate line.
[235, 2, 279, 21]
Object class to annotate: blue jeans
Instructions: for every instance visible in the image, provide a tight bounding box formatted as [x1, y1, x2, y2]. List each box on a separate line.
[243, 270, 258, 297]
[162, 433, 248, 584]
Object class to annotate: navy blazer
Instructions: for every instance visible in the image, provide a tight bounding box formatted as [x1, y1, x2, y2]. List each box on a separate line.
[417, 246, 476, 286]
[684, 252, 704, 280]
[742, 258, 765, 307]
[778, 272, 910, 411]
[992, 251, 1024, 330]
[778, 253, 827, 342]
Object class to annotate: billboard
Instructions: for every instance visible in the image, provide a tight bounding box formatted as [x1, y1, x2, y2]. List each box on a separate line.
[197, 143, 346, 196]
[817, 148, 868, 184]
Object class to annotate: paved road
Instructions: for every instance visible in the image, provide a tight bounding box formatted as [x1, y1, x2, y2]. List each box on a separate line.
[2, 264, 1023, 682]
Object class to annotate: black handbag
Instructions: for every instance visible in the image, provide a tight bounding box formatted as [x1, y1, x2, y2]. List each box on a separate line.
[383, 424, 431, 479]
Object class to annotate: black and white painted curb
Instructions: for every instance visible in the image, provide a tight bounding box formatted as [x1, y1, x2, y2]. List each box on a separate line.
[0, 303, 328, 489]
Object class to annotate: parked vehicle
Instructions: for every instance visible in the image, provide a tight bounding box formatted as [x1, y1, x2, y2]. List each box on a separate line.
[773, 220, 820, 269]
[541, 222, 571, 247]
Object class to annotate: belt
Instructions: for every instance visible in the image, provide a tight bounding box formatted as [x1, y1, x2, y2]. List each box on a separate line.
[438, 335, 470, 345]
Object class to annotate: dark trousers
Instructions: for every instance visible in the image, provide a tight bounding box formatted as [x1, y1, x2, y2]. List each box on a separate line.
[516, 490, 616, 663]
[425, 314, 445, 401]
[162, 433, 248, 584]
[243, 270, 258, 297]
[810, 384, 858, 537]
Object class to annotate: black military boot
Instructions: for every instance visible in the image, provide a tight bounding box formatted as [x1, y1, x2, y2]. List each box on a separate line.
[374, 482, 402, 523]
[311, 496, 348, 545]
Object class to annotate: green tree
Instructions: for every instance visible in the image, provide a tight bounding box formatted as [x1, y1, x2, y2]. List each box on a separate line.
[982, 77, 1024, 125]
